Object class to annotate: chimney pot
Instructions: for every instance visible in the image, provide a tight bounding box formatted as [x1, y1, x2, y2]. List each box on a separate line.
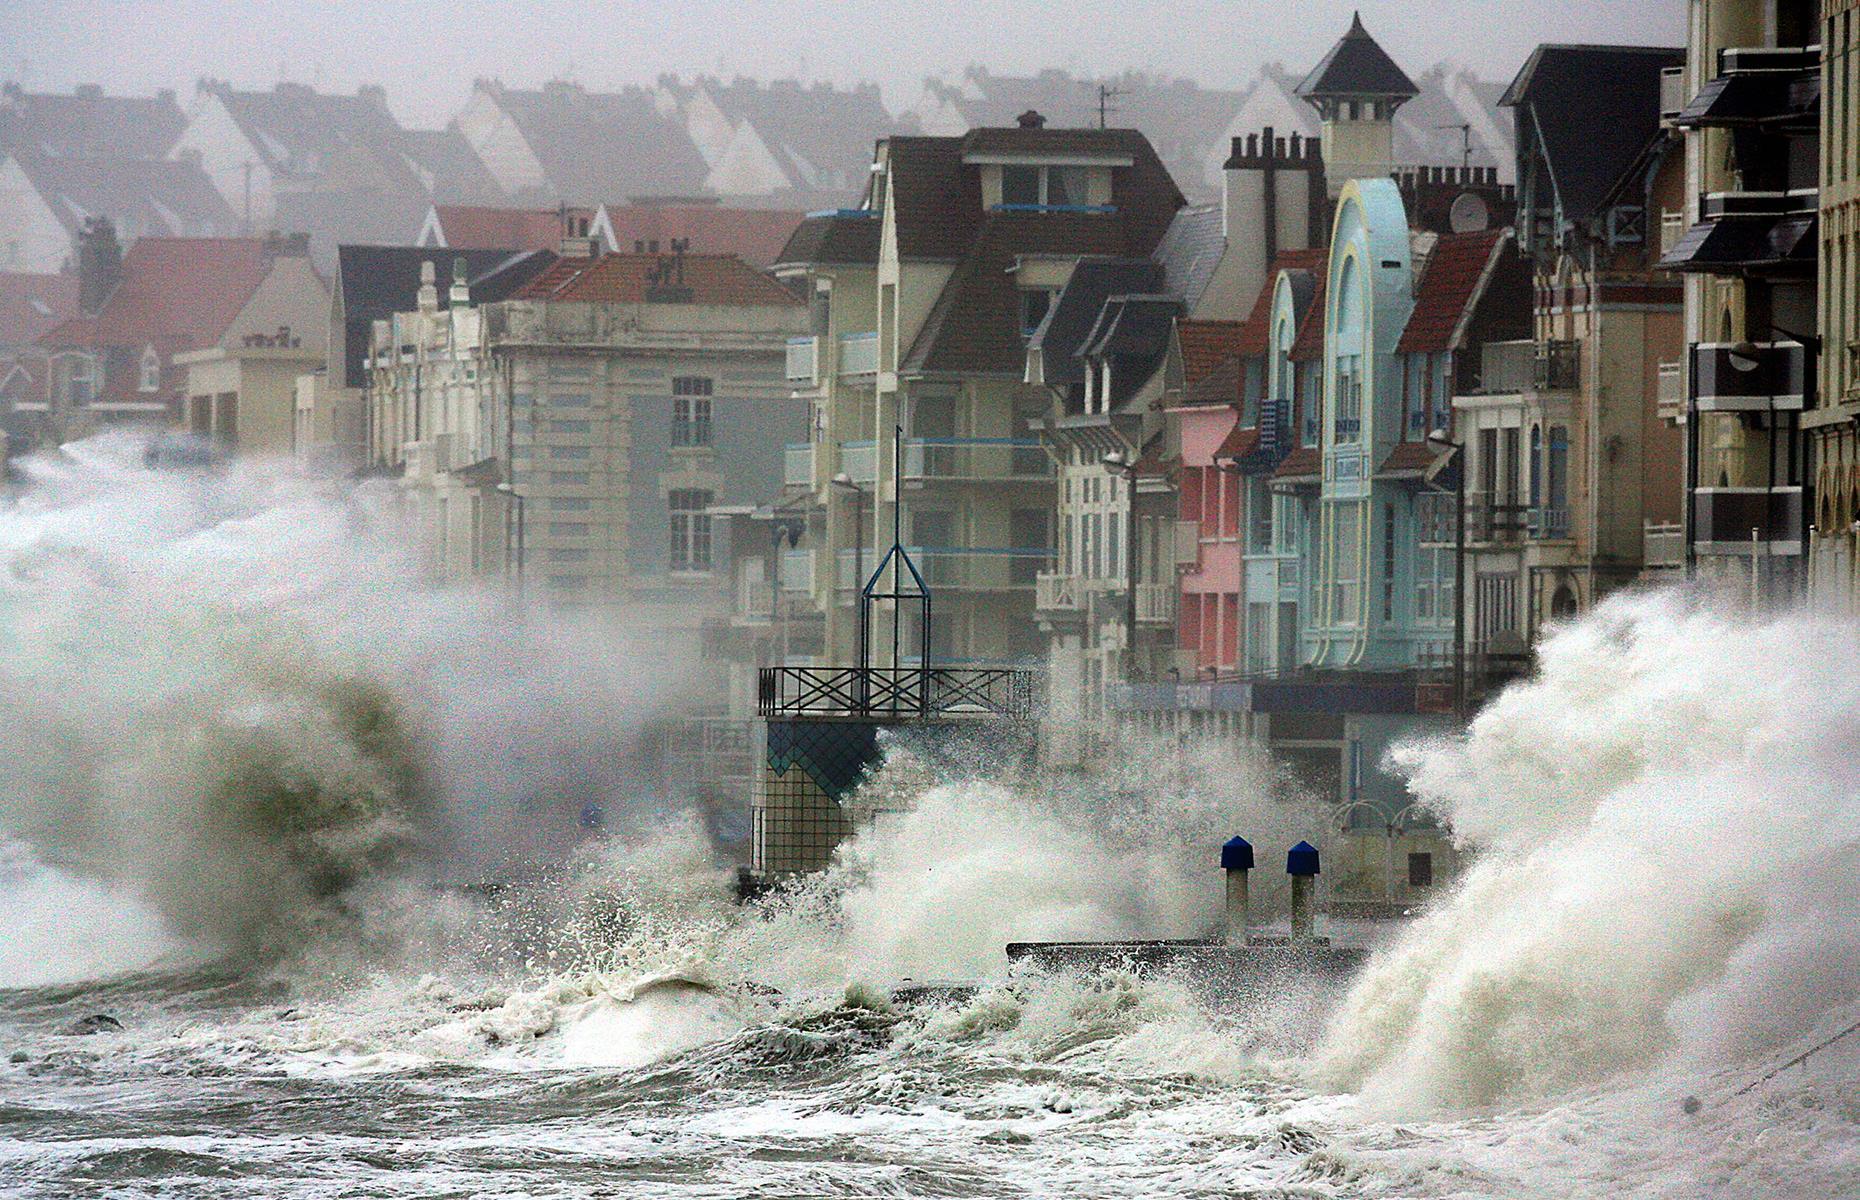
[1016, 109, 1046, 129]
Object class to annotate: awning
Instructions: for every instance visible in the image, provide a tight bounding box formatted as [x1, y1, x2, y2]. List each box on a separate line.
[1674, 70, 1819, 129]
[1659, 211, 1817, 274]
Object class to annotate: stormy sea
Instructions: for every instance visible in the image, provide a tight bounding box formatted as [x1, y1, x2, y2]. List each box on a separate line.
[3, 437, 1860, 1198]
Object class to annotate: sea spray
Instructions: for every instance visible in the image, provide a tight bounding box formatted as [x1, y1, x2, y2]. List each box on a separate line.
[0, 435, 681, 971]
[1318, 590, 1860, 1110]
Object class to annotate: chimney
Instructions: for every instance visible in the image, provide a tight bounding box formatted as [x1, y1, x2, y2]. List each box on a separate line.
[417, 260, 438, 314]
[1016, 109, 1046, 129]
[449, 256, 470, 307]
[74, 84, 102, 100]
[76, 217, 122, 317]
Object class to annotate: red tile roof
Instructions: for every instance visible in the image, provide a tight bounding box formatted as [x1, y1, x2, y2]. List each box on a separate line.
[1176, 319, 1242, 383]
[512, 252, 801, 307]
[41, 238, 275, 351]
[431, 205, 581, 251]
[1288, 263, 1329, 362]
[1236, 248, 1327, 357]
[1273, 446, 1321, 480]
[0, 272, 78, 347]
[1397, 228, 1508, 354]
[1379, 441, 1440, 475]
[1182, 354, 1240, 408]
[1214, 425, 1259, 462]
[594, 205, 807, 270]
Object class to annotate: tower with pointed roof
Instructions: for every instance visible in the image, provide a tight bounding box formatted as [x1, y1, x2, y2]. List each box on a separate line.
[1296, 11, 1419, 196]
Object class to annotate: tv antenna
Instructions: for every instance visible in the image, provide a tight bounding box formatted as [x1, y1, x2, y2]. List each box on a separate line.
[1096, 82, 1129, 129]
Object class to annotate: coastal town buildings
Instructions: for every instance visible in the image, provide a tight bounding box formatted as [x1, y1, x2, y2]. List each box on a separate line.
[1663, 1, 1819, 603]
[0, 271, 78, 453]
[1809, 0, 1859, 606]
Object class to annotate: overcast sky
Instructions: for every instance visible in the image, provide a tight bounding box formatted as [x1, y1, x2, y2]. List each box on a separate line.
[2, 0, 1684, 127]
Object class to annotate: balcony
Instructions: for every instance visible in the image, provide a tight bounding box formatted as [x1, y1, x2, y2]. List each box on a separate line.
[901, 438, 1053, 484]
[778, 547, 815, 592]
[1534, 340, 1579, 391]
[1134, 582, 1174, 625]
[1035, 570, 1083, 614]
[785, 336, 820, 385]
[839, 440, 876, 484]
[1657, 359, 1684, 421]
[1691, 487, 1803, 554]
[1474, 339, 1533, 394]
[1526, 507, 1571, 540]
[1660, 65, 1686, 124]
[838, 332, 879, 377]
[783, 441, 816, 488]
[1466, 493, 1527, 543]
[1174, 519, 1202, 568]
[758, 664, 1038, 720]
[1662, 192, 1819, 275]
[1644, 520, 1685, 569]
[897, 547, 1052, 592]
[1691, 341, 1808, 412]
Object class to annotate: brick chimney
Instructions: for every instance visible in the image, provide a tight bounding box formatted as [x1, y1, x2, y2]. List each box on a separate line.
[76, 217, 122, 316]
[1016, 109, 1046, 129]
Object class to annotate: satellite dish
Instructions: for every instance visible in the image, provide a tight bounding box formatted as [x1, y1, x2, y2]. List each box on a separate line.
[1449, 191, 1491, 234]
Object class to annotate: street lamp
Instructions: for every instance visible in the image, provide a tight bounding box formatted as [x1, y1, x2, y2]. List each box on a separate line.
[494, 482, 526, 594]
[1424, 427, 1465, 720]
[1103, 450, 1140, 682]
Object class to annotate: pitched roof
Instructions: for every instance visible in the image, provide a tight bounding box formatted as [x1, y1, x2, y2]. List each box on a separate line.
[205, 81, 415, 189]
[0, 271, 78, 347]
[774, 211, 882, 268]
[1029, 257, 1164, 396]
[1214, 425, 1259, 462]
[1297, 13, 1420, 100]
[1500, 45, 1682, 225]
[697, 77, 895, 194]
[334, 246, 552, 387]
[9, 153, 239, 242]
[1379, 441, 1439, 475]
[1236, 248, 1327, 357]
[429, 205, 577, 251]
[886, 136, 981, 259]
[1152, 203, 1224, 311]
[511, 252, 801, 307]
[0, 84, 185, 160]
[1175, 319, 1243, 383]
[482, 80, 710, 204]
[1289, 263, 1330, 361]
[1397, 228, 1509, 353]
[1183, 353, 1241, 408]
[595, 204, 806, 268]
[41, 237, 276, 351]
[900, 211, 1129, 376]
[396, 127, 505, 204]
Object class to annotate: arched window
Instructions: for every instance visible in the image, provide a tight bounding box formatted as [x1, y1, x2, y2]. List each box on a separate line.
[1547, 426, 1569, 510]
[138, 345, 161, 393]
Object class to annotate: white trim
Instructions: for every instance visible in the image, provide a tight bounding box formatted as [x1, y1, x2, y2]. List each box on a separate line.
[962, 152, 1133, 168]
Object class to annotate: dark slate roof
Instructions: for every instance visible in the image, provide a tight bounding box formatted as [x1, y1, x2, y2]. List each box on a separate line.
[887, 136, 981, 260]
[1237, 248, 1327, 357]
[1297, 13, 1420, 100]
[695, 77, 896, 196]
[901, 211, 1128, 376]
[1397, 228, 1508, 353]
[774, 211, 882, 267]
[397, 127, 505, 204]
[1500, 45, 1682, 225]
[334, 246, 552, 387]
[206, 82, 416, 190]
[1029, 257, 1163, 395]
[1152, 203, 1223, 311]
[0, 85, 185, 160]
[1081, 295, 1181, 406]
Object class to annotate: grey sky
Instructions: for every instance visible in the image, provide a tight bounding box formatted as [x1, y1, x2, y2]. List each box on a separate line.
[2, 1, 1683, 126]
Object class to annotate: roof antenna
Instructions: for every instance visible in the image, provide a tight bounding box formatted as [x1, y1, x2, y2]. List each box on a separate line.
[1096, 82, 1129, 129]
[1436, 123, 1473, 171]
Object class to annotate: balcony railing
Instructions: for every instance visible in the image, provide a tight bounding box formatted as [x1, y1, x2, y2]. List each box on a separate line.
[1691, 487, 1804, 553]
[1644, 520, 1685, 569]
[783, 441, 816, 488]
[1660, 65, 1686, 123]
[838, 332, 879, 377]
[1174, 519, 1201, 567]
[905, 546, 1052, 591]
[1035, 570, 1083, 614]
[785, 336, 820, 385]
[1527, 507, 1571, 540]
[1657, 359, 1684, 420]
[901, 437, 1052, 483]
[1534, 339, 1580, 391]
[1475, 339, 1534, 394]
[1691, 341, 1808, 411]
[839, 440, 876, 484]
[1466, 493, 1528, 543]
[779, 547, 815, 592]
[758, 665, 1038, 720]
[1134, 582, 1174, 625]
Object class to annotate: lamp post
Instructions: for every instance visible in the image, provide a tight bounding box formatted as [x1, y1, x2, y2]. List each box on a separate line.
[495, 482, 526, 595]
[1425, 428, 1465, 721]
[1103, 450, 1140, 682]
[771, 518, 804, 670]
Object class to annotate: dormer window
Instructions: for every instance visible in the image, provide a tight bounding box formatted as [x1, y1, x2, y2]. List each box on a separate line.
[138, 344, 160, 392]
[1020, 288, 1056, 338]
[1000, 165, 1092, 210]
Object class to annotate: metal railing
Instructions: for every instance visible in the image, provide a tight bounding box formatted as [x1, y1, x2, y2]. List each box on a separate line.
[1645, 520, 1685, 568]
[1535, 339, 1580, 391]
[839, 440, 877, 484]
[838, 332, 879, 376]
[785, 336, 820, 385]
[1134, 581, 1174, 625]
[902, 437, 1052, 482]
[1527, 507, 1570, 540]
[1477, 339, 1534, 394]
[1657, 359, 1684, 419]
[779, 547, 815, 592]
[783, 442, 815, 488]
[758, 665, 1038, 719]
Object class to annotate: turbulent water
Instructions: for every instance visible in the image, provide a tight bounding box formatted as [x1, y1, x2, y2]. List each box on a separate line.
[4, 439, 1860, 1198]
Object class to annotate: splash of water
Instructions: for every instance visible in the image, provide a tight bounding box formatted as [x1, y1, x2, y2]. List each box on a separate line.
[0, 435, 675, 969]
[1319, 590, 1860, 1110]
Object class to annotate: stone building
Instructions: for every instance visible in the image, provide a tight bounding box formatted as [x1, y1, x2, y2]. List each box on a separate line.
[1807, 0, 1859, 605]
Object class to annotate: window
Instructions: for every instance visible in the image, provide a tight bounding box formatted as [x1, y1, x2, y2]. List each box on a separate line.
[551, 419, 590, 433]
[138, 345, 161, 393]
[1001, 164, 1093, 209]
[549, 522, 591, 537]
[669, 488, 714, 573]
[1046, 166, 1088, 206]
[549, 445, 590, 460]
[1002, 165, 1041, 206]
[1332, 503, 1361, 626]
[549, 497, 591, 512]
[673, 396, 712, 447]
[672, 375, 713, 398]
[1335, 354, 1363, 443]
[1409, 852, 1434, 888]
[1381, 503, 1397, 622]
